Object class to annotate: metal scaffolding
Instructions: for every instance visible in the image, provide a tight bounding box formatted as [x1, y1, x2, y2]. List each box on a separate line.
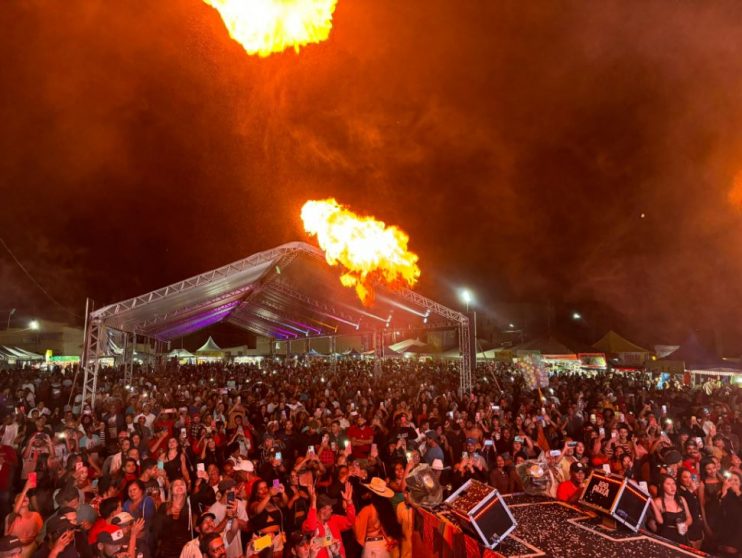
[80, 241, 474, 407]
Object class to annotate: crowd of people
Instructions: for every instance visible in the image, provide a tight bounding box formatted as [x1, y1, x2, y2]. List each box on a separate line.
[0, 358, 739, 558]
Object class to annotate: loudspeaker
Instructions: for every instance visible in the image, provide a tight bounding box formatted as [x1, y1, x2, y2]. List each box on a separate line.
[444, 479, 517, 549]
[579, 470, 651, 532]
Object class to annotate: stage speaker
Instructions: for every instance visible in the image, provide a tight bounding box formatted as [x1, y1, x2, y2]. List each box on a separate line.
[579, 470, 651, 532]
[444, 479, 517, 549]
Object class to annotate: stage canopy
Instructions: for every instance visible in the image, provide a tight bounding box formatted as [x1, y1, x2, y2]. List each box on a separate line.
[593, 330, 649, 354]
[88, 242, 465, 346]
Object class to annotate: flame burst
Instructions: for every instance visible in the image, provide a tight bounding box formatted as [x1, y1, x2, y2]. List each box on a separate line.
[301, 199, 421, 305]
[203, 0, 338, 57]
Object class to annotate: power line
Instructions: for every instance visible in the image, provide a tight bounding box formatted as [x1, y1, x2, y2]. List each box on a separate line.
[0, 237, 82, 319]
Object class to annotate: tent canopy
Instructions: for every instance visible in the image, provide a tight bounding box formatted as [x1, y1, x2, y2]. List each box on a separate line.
[89, 242, 465, 349]
[513, 336, 578, 357]
[593, 330, 649, 354]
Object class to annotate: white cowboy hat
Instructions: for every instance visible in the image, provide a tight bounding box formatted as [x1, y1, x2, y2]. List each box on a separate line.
[365, 477, 394, 498]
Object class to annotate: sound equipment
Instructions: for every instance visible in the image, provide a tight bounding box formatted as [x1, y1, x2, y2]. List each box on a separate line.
[579, 470, 651, 532]
[444, 479, 517, 549]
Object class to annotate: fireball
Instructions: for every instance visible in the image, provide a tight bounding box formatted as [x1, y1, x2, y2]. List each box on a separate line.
[203, 0, 338, 57]
[301, 199, 421, 305]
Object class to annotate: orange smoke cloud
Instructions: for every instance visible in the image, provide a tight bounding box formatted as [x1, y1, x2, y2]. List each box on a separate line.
[203, 0, 337, 57]
[301, 199, 421, 305]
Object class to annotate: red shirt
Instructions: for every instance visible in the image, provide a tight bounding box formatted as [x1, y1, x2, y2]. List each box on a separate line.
[557, 480, 580, 502]
[88, 518, 119, 545]
[347, 425, 374, 458]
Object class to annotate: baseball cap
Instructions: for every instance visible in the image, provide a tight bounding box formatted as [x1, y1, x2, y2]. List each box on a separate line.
[97, 529, 125, 545]
[218, 479, 236, 492]
[316, 494, 337, 509]
[196, 512, 216, 527]
[111, 512, 134, 526]
[233, 459, 254, 473]
[45, 516, 75, 536]
[425, 430, 439, 441]
[570, 462, 587, 473]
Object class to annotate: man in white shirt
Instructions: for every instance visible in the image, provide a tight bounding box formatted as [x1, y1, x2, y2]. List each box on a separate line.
[207, 480, 248, 558]
[180, 512, 218, 558]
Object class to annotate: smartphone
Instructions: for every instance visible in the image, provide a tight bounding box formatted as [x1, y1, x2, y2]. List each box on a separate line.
[590, 414, 596, 423]
[180, 428, 187, 437]
[724, 471, 732, 479]
[227, 491, 235, 504]
[514, 436, 523, 443]
[323, 534, 333, 547]
[599, 427, 605, 437]
[370, 443, 377, 453]
[75, 460, 84, 471]
[307, 445, 315, 454]
[405, 451, 412, 461]
[275, 452, 282, 461]
[695, 437, 704, 448]
[253, 534, 272, 552]
[484, 439, 494, 446]
[157, 461, 164, 470]
[462, 451, 468, 459]
[197, 463, 205, 473]
[272, 479, 280, 489]
[661, 405, 667, 414]
[568, 441, 578, 448]
[549, 450, 561, 457]
[344, 440, 350, 448]
[27, 472, 37, 488]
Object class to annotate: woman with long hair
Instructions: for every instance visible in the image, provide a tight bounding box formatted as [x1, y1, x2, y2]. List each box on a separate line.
[678, 468, 704, 549]
[699, 457, 724, 543]
[354, 478, 403, 558]
[162, 437, 191, 487]
[717, 470, 742, 556]
[4, 478, 43, 558]
[152, 478, 194, 558]
[649, 474, 692, 545]
[123, 479, 156, 553]
[249, 479, 288, 557]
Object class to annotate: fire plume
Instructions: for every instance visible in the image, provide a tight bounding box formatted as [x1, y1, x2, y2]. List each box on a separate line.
[203, 0, 337, 57]
[301, 199, 421, 305]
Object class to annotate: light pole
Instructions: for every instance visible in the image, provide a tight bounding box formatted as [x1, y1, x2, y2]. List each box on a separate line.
[461, 290, 472, 314]
[6, 308, 15, 330]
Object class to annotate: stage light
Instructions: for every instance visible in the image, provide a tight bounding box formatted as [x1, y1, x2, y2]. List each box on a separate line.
[572, 312, 582, 320]
[29, 320, 40, 330]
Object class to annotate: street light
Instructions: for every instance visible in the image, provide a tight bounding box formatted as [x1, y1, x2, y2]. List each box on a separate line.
[508, 323, 515, 329]
[572, 312, 582, 321]
[460, 289, 473, 313]
[29, 320, 40, 330]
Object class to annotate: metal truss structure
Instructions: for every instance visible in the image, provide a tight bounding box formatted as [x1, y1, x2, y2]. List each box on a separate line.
[81, 242, 474, 408]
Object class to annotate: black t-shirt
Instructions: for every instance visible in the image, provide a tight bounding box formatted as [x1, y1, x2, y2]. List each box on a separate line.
[390, 426, 417, 444]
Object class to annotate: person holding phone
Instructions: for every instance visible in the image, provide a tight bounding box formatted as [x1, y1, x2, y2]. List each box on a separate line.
[207, 480, 247, 558]
[301, 482, 354, 558]
[6, 478, 43, 558]
[248, 480, 288, 555]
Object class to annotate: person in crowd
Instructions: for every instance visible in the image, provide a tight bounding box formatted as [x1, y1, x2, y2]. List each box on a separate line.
[5, 479, 43, 558]
[353, 479, 402, 558]
[152, 479, 195, 558]
[698, 456, 724, 544]
[556, 462, 587, 504]
[649, 475, 692, 546]
[677, 468, 705, 549]
[302, 483, 354, 558]
[209, 480, 247, 558]
[179, 513, 217, 558]
[717, 470, 742, 556]
[0, 536, 24, 558]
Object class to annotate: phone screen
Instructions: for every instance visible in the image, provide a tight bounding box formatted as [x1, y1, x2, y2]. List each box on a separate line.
[227, 492, 235, 504]
[272, 479, 280, 489]
[27, 472, 37, 488]
[275, 452, 282, 461]
[157, 461, 164, 470]
[197, 463, 205, 473]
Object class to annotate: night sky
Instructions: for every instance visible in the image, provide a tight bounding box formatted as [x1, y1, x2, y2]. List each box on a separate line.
[3, 1, 742, 350]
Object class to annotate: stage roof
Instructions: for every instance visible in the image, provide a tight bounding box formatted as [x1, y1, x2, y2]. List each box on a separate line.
[90, 242, 465, 345]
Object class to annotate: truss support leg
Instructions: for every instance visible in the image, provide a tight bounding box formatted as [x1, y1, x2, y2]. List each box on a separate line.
[330, 336, 337, 374]
[123, 332, 135, 388]
[81, 320, 103, 410]
[459, 317, 473, 396]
